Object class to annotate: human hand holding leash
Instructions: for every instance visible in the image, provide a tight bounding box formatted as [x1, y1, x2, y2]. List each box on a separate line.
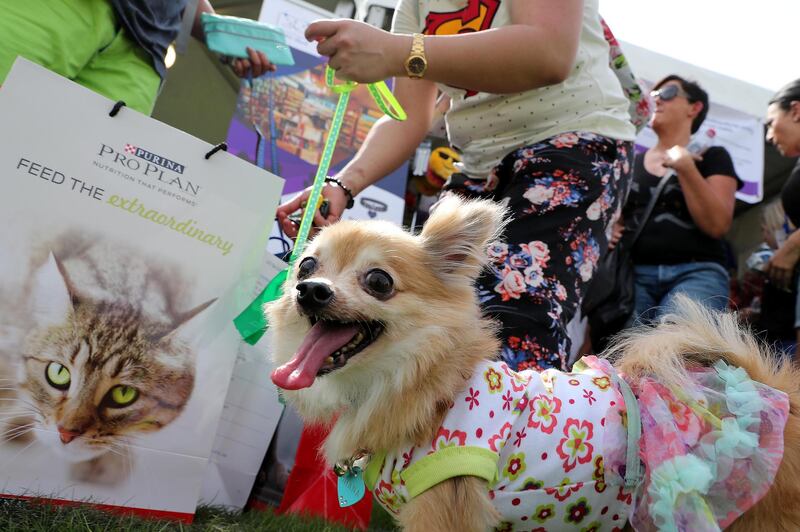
[305, 19, 407, 83]
[276, 180, 351, 238]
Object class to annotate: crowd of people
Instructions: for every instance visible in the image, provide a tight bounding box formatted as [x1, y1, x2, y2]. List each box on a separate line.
[0, 2, 797, 370]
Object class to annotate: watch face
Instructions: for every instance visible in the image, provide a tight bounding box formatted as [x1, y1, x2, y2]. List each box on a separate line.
[408, 56, 426, 75]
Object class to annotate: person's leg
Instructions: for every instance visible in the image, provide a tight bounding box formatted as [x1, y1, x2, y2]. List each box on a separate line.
[657, 262, 731, 318]
[631, 264, 661, 325]
[475, 134, 633, 371]
[0, 0, 115, 83]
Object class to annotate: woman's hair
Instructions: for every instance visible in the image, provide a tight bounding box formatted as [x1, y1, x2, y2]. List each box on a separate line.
[769, 78, 800, 111]
[654, 75, 709, 133]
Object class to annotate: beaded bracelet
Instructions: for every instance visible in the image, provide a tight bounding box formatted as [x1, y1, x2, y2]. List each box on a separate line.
[324, 176, 355, 209]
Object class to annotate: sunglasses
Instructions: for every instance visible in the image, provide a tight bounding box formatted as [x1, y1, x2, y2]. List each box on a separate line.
[650, 84, 691, 102]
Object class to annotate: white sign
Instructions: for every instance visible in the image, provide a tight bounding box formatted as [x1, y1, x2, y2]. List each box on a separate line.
[259, 0, 333, 57]
[0, 59, 283, 519]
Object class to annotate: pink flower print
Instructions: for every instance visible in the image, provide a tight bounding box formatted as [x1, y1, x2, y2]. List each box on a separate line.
[493, 522, 513, 532]
[402, 448, 415, 468]
[495, 267, 526, 301]
[568, 378, 581, 386]
[579, 260, 594, 283]
[375, 480, 403, 515]
[521, 477, 544, 490]
[550, 132, 580, 149]
[533, 503, 556, 523]
[583, 389, 596, 405]
[592, 455, 606, 493]
[592, 376, 611, 391]
[557, 418, 595, 472]
[580, 521, 602, 532]
[523, 184, 555, 206]
[668, 400, 694, 431]
[514, 394, 529, 414]
[513, 427, 527, 447]
[554, 282, 567, 301]
[666, 399, 701, 444]
[484, 367, 504, 394]
[488, 422, 513, 452]
[503, 452, 526, 481]
[586, 199, 603, 221]
[545, 477, 583, 501]
[565, 497, 592, 524]
[524, 264, 545, 288]
[520, 147, 536, 158]
[616, 486, 632, 504]
[484, 169, 500, 192]
[431, 426, 467, 451]
[465, 387, 480, 410]
[528, 394, 562, 434]
[509, 252, 529, 269]
[501, 390, 513, 411]
[526, 240, 551, 267]
[487, 242, 509, 265]
[501, 364, 530, 392]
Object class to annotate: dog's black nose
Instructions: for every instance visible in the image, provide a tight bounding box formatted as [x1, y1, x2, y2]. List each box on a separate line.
[296, 281, 334, 312]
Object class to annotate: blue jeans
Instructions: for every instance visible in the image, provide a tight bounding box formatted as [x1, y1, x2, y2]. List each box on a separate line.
[633, 262, 730, 324]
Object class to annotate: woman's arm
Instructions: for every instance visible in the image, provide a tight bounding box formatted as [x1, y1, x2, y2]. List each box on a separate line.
[766, 229, 800, 290]
[306, 0, 584, 93]
[665, 146, 737, 238]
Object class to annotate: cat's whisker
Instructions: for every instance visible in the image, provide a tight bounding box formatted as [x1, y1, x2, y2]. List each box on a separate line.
[0, 424, 36, 443]
[1, 424, 35, 439]
[0, 438, 38, 470]
[0, 413, 35, 421]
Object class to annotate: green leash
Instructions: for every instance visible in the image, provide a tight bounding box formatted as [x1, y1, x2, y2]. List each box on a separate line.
[234, 67, 406, 345]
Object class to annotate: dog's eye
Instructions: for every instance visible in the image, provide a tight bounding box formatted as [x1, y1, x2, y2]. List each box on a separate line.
[364, 269, 394, 298]
[297, 257, 318, 279]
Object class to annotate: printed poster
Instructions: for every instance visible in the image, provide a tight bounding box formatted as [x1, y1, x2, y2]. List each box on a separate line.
[227, 0, 409, 255]
[0, 59, 283, 520]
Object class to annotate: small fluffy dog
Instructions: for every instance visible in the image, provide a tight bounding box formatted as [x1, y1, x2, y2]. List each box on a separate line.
[268, 196, 800, 531]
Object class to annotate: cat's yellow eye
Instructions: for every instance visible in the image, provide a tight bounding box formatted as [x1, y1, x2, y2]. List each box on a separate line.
[45, 362, 71, 390]
[107, 385, 139, 408]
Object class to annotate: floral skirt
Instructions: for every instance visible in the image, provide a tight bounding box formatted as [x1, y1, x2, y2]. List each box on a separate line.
[445, 133, 633, 371]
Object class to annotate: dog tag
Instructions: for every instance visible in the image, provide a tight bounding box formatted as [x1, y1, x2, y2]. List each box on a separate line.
[337, 466, 366, 507]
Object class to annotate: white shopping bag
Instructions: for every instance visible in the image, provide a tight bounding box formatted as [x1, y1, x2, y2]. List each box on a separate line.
[0, 58, 283, 521]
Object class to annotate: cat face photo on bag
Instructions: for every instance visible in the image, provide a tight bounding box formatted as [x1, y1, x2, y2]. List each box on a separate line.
[0, 234, 214, 484]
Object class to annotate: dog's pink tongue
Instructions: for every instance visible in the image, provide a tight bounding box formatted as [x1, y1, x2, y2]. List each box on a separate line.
[271, 321, 358, 390]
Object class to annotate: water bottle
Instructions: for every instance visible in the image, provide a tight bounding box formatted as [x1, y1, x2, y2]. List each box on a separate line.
[686, 128, 716, 156]
[666, 128, 716, 175]
[746, 243, 774, 273]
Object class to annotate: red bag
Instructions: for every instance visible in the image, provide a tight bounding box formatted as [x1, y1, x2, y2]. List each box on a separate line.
[278, 424, 373, 530]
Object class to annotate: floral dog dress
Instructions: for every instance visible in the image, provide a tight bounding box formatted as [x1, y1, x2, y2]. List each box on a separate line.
[362, 356, 788, 531]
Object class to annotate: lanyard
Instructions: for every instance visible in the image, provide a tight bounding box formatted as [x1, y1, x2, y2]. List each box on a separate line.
[234, 67, 406, 345]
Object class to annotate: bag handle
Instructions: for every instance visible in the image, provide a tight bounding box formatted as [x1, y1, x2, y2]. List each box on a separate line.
[627, 170, 673, 248]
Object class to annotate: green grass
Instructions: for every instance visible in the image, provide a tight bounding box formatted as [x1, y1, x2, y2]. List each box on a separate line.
[0, 499, 399, 531]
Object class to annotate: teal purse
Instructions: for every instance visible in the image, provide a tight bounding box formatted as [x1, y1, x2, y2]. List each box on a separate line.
[200, 13, 295, 66]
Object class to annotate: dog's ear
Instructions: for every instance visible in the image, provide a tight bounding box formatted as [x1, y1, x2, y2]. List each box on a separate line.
[420, 195, 507, 281]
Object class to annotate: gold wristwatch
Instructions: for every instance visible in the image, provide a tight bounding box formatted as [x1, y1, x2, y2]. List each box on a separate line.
[404, 33, 427, 79]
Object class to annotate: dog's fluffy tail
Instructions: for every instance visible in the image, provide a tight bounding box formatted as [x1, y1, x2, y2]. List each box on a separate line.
[607, 294, 800, 530]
